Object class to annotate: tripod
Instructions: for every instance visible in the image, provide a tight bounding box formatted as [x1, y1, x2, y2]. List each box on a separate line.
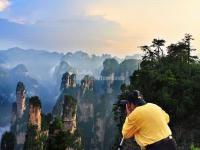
[117, 138, 124, 150]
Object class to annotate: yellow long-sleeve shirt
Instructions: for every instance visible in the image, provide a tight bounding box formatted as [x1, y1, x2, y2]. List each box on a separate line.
[122, 103, 172, 147]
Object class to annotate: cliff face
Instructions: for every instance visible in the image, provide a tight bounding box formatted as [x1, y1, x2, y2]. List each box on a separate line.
[60, 72, 76, 90]
[78, 74, 120, 150]
[62, 95, 77, 134]
[79, 102, 94, 122]
[95, 118, 105, 149]
[79, 75, 94, 122]
[23, 96, 44, 150]
[16, 82, 26, 118]
[102, 73, 115, 94]
[10, 82, 28, 148]
[28, 97, 42, 131]
[81, 75, 94, 95]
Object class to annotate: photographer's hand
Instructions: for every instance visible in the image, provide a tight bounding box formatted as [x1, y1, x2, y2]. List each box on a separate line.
[126, 104, 131, 116]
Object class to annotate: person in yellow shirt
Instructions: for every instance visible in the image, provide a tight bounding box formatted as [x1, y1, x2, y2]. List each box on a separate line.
[121, 90, 177, 150]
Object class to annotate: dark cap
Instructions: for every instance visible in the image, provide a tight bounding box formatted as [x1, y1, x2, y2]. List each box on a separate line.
[119, 90, 146, 106]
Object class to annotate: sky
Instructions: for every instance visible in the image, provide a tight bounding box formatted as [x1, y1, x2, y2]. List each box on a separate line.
[0, 0, 200, 57]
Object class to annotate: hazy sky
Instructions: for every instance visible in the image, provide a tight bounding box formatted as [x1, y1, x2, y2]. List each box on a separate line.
[0, 0, 200, 57]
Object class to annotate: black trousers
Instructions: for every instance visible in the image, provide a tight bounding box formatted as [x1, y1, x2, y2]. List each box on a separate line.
[146, 138, 177, 150]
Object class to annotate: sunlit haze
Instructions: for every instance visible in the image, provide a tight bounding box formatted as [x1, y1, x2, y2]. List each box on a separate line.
[0, 0, 200, 57]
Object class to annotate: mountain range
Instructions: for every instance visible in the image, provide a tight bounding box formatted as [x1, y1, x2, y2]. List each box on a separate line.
[0, 47, 141, 127]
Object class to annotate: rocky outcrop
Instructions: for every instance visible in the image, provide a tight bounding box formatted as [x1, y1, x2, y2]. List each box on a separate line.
[23, 96, 43, 150]
[100, 58, 140, 95]
[79, 75, 95, 122]
[62, 95, 77, 134]
[60, 72, 77, 90]
[16, 82, 26, 118]
[81, 75, 94, 95]
[53, 72, 80, 117]
[28, 96, 42, 131]
[11, 83, 43, 149]
[53, 70, 123, 150]
[10, 82, 28, 149]
[118, 59, 140, 85]
[101, 73, 115, 94]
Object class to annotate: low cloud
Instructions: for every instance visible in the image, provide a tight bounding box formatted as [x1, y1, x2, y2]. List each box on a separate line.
[0, 0, 10, 11]
[0, 15, 125, 52]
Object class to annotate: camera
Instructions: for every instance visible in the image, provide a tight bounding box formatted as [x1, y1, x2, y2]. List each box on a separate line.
[113, 90, 145, 107]
[113, 99, 129, 107]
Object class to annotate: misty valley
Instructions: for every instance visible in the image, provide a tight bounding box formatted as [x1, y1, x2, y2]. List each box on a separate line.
[0, 47, 140, 149]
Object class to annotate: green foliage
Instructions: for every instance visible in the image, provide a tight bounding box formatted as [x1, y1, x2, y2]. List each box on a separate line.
[29, 96, 42, 108]
[191, 145, 200, 150]
[23, 124, 39, 150]
[42, 113, 52, 131]
[24, 124, 48, 150]
[38, 133, 48, 150]
[101, 58, 140, 77]
[63, 95, 77, 116]
[48, 117, 82, 150]
[1, 131, 16, 150]
[119, 59, 139, 74]
[64, 95, 77, 107]
[129, 34, 200, 120]
[49, 117, 63, 134]
[47, 130, 82, 150]
[101, 58, 119, 76]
